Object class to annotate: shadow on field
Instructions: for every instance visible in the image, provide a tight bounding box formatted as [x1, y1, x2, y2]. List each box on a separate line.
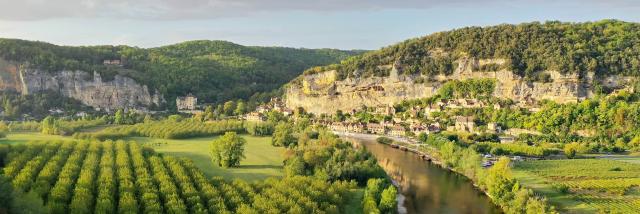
[237, 164, 283, 169]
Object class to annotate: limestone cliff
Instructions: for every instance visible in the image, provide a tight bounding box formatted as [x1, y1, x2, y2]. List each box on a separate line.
[0, 58, 164, 111]
[285, 57, 635, 115]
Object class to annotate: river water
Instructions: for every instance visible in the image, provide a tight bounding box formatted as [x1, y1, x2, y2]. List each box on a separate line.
[342, 135, 500, 214]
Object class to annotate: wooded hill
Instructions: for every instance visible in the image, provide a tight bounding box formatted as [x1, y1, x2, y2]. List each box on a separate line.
[305, 19, 640, 81]
[0, 39, 361, 104]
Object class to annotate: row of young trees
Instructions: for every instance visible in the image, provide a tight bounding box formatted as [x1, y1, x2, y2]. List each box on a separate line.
[41, 116, 108, 136]
[1, 140, 361, 213]
[475, 142, 559, 157]
[73, 119, 245, 140]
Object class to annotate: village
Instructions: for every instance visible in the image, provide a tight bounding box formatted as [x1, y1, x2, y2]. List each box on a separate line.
[175, 93, 535, 145]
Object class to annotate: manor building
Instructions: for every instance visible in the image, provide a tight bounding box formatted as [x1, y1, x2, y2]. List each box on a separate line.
[176, 94, 198, 111]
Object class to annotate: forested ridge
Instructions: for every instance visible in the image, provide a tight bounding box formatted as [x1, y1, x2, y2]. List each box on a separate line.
[305, 19, 640, 81]
[0, 39, 361, 105]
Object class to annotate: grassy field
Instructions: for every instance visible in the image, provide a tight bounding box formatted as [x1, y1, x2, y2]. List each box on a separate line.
[0, 132, 73, 144]
[129, 135, 285, 182]
[513, 158, 640, 214]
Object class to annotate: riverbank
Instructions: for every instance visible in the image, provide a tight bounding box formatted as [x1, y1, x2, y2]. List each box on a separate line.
[336, 130, 558, 213]
[336, 131, 500, 214]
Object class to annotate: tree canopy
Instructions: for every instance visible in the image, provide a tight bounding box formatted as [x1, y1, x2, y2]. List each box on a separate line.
[306, 20, 640, 81]
[210, 131, 246, 168]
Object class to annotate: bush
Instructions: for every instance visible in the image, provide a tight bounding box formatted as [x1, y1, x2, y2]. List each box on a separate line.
[552, 183, 570, 194]
[376, 137, 393, 145]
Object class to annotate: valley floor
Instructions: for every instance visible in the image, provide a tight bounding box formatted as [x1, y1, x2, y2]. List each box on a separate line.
[129, 135, 284, 182]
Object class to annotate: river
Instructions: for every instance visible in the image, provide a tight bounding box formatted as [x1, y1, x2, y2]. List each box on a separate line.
[341, 134, 500, 214]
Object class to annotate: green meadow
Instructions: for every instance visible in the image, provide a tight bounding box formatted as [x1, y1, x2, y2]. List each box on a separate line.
[128, 135, 285, 182]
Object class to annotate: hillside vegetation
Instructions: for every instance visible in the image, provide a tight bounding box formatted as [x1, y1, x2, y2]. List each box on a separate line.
[0, 39, 361, 106]
[306, 19, 640, 81]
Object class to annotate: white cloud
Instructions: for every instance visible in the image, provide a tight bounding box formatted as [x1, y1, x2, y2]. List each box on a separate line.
[1, 0, 638, 21]
[0, 0, 508, 20]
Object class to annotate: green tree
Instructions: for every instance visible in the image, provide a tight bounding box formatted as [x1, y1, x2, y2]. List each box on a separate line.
[272, 122, 296, 147]
[379, 186, 398, 214]
[11, 191, 46, 214]
[234, 101, 247, 116]
[563, 142, 586, 159]
[41, 116, 57, 135]
[223, 101, 236, 116]
[204, 105, 214, 121]
[114, 109, 125, 125]
[484, 157, 517, 205]
[266, 111, 285, 123]
[0, 175, 12, 213]
[284, 156, 305, 177]
[210, 132, 246, 168]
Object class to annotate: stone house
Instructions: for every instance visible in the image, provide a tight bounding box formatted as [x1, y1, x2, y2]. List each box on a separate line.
[245, 112, 266, 122]
[330, 122, 348, 132]
[348, 123, 365, 133]
[256, 105, 270, 113]
[390, 125, 406, 136]
[367, 123, 386, 135]
[103, 59, 122, 66]
[409, 123, 424, 135]
[454, 116, 475, 132]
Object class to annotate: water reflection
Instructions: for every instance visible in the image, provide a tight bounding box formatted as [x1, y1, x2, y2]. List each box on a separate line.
[346, 136, 500, 214]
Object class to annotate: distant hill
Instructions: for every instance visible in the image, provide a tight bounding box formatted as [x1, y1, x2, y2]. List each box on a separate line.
[0, 39, 363, 106]
[304, 19, 640, 81]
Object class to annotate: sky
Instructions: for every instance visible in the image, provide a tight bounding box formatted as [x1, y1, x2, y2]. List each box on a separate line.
[0, 0, 639, 50]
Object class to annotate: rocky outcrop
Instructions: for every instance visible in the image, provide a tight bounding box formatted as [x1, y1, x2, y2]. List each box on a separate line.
[0, 58, 164, 111]
[285, 57, 635, 115]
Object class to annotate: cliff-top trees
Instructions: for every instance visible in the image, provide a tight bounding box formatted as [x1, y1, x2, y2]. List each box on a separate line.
[309, 20, 640, 81]
[210, 132, 246, 168]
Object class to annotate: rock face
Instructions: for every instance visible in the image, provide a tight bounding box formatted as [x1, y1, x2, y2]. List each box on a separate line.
[0, 58, 164, 111]
[285, 57, 634, 115]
